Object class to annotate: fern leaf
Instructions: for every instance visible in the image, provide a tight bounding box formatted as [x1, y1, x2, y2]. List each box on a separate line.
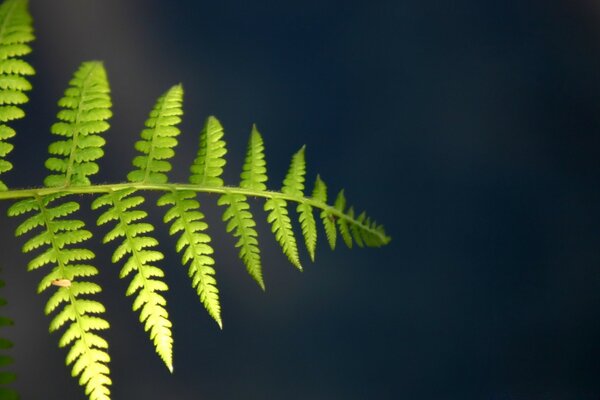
[0, 276, 17, 400]
[9, 194, 111, 400]
[92, 188, 173, 372]
[157, 190, 222, 327]
[219, 192, 264, 289]
[347, 207, 364, 248]
[330, 190, 390, 249]
[189, 116, 227, 186]
[240, 125, 267, 191]
[263, 147, 310, 269]
[0, 0, 33, 191]
[282, 146, 306, 198]
[334, 190, 353, 248]
[127, 84, 183, 184]
[281, 146, 317, 261]
[93, 86, 185, 371]
[347, 211, 390, 248]
[265, 197, 301, 269]
[217, 127, 266, 289]
[44, 61, 111, 187]
[312, 175, 336, 250]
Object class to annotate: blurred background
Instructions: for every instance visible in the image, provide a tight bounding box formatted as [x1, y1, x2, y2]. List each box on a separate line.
[1, 0, 600, 399]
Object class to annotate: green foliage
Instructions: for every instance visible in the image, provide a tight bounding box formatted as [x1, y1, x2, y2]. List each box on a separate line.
[127, 84, 183, 184]
[8, 194, 111, 400]
[92, 188, 173, 372]
[190, 116, 227, 186]
[159, 189, 221, 325]
[0, 0, 390, 399]
[218, 126, 266, 289]
[45, 62, 111, 188]
[0, 0, 33, 191]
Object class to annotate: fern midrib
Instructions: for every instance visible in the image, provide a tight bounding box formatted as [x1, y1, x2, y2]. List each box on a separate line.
[34, 195, 96, 372]
[3, 183, 389, 242]
[64, 64, 98, 186]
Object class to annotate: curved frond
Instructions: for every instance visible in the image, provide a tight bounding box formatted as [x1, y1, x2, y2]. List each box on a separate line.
[127, 84, 183, 184]
[347, 210, 390, 248]
[189, 116, 227, 186]
[92, 188, 173, 372]
[158, 190, 221, 326]
[0, 276, 17, 400]
[9, 194, 111, 400]
[0, 0, 34, 191]
[44, 61, 111, 187]
[331, 190, 391, 248]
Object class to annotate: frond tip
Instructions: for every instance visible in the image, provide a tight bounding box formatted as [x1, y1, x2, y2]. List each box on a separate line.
[128, 84, 183, 184]
[190, 116, 227, 187]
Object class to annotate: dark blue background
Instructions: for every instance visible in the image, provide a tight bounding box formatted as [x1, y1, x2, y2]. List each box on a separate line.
[2, 1, 600, 399]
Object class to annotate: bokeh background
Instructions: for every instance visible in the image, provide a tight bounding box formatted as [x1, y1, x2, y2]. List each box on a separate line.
[1, 0, 600, 399]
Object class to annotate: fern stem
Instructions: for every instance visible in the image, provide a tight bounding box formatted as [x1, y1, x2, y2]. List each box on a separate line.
[0, 183, 390, 243]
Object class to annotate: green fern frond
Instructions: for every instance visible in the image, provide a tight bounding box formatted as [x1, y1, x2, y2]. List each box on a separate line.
[158, 190, 221, 326]
[0, 276, 17, 400]
[128, 84, 183, 184]
[0, 44, 391, 400]
[44, 61, 111, 188]
[189, 116, 227, 186]
[218, 127, 266, 289]
[5, 59, 114, 400]
[219, 191, 264, 289]
[282, 146, 306, 198]
[240, 125, 268, 191]
[93, 188, 173, 373]
[327, 189, 391, 249]
[91, 87, 184, 372]
[282, 146, 317, 261]
[8, 194, 111, 400]
[0, 0, 33, 191]
[347, 211, 389, 248]
[333, 190, 353, 248]
[93, 86, 185, 372]
[312, 175, 336, 250]
[263, 147, 308, 270]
